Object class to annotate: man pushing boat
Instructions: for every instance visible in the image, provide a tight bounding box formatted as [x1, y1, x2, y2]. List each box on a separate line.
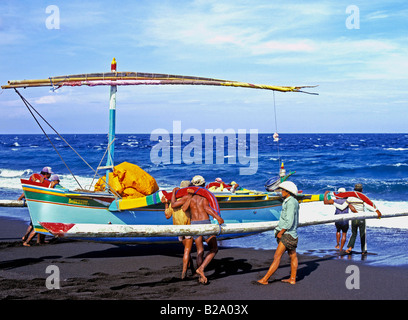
[171, 175, 224, 284]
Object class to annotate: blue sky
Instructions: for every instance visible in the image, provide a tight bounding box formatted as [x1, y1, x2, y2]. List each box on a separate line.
[0, 0, 407, 133]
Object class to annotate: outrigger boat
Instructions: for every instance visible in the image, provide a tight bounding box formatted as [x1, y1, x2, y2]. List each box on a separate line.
[8, 59, 404, 243]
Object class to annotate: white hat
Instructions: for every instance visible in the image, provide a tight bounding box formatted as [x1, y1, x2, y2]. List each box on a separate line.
[279, 181, 298, 195]
[191, 175, 205, 186]
[42, 166, 53, 174]
[337, 187, 346, 193]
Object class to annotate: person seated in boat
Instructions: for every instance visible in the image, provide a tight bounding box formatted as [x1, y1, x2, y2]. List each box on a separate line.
[230, 181, 240, 193]
[207, 177, 232, 192]
[161, 180, 195, 279]
[172, 175, 224, 284]
[49, 174, 64, 189]
[20, 167, 54, 246]
[18, 166, 53, 200]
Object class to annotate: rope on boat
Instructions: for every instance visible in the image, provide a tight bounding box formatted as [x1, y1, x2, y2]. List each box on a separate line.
[272, 90, 281, 168]
[13, 89, 121, 197]
[14, 89, 83, 189]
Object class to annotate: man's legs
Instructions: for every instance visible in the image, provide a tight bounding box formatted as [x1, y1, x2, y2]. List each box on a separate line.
[195, 236, 218, 284]
[194, 236, 205, 268]
[281, 248, 298, 285]
[340, 231, 347, 251]
[23, 230, 37, 246]
[359, 219, 367, 253]
[346, 219, 359, 253]
[257, 241, 287, 285]
[335, 231, 341, 249]
[181, 237, 194, 279]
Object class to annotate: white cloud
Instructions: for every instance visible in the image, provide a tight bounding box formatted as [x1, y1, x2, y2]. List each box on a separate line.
[34, 95, 58, 104]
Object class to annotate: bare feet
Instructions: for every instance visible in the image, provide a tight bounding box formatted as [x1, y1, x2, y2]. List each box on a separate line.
[256, 279, 269, 285]
[335, 244, 339, 249]
[281, 278, 296, 285]
[196, 268, 207, 284]
[22, 242, 30, 247]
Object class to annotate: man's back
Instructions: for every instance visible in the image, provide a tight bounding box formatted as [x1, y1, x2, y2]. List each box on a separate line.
[189, 195, 209, 221]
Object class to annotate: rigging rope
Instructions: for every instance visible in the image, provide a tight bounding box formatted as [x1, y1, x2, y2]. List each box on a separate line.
[90, 137, 116, 190]
[14, 89, 83, 189]
[272, 91, 281, 169]
[13, 89, 122, 198]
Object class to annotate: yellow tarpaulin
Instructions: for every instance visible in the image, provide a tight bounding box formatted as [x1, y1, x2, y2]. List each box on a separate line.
[94, 162, 159, 198]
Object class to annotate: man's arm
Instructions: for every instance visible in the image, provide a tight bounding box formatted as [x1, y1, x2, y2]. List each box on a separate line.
[324, 191, 334, 205]
[203, 199, 224, 225]
[170, 187, 189, 208]
[348, 203, 357, 213]
[276, 228, 286, 239]
[333, 201, 348, 211]
[161, 196, 172, 219]
[365, 202, 382, 218]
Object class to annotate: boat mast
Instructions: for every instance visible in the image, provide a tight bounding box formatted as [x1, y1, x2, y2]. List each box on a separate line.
[105, 58, 117, 191]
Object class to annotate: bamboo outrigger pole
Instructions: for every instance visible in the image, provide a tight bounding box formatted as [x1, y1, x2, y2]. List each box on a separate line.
[39, 210, 408, 238]
[2, 71, 318, 95]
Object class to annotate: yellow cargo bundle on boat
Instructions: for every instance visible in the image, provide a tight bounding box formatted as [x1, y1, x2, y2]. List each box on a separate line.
[94, 162, 159, 198]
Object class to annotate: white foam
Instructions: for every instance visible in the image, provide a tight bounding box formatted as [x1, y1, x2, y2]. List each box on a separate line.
[0, 169, 32, 178]
[385, 148, 408, 151]
[0, 168, 96, 191]
[300, 200, 408, 229]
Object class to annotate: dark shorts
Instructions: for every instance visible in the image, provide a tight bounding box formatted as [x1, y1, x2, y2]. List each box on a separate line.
[335, 221, 349, 233]
[276, 232, 298, 251]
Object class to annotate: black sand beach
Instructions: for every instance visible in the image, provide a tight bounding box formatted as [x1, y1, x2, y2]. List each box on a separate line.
[1, 217, 407, 304]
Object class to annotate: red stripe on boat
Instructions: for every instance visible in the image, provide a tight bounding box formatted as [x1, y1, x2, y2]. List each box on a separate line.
[40, 222, 75, 237]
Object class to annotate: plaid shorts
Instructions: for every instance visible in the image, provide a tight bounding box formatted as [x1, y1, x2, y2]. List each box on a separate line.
[276, 233, 298, 251]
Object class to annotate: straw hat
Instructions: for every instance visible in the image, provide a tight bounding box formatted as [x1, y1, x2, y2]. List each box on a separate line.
[191, 175, 205, 186]
[279, 181, 298, 195]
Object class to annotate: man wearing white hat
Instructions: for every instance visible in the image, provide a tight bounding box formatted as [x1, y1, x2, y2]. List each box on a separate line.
[257, 181, 299, 285]
[324, 187, 355, 252]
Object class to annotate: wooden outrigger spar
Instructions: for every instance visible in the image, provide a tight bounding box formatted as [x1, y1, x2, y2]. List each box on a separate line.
[39, 211, 408, 239]
[1, 71, 318, 94]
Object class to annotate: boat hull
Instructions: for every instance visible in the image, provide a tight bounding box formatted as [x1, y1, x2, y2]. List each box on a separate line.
[22, 180, 283, 243]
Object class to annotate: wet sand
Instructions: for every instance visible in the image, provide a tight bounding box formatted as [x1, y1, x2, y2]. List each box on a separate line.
[1, 218, 407, 303]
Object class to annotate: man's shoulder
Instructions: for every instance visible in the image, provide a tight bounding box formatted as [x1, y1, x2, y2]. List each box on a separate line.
[347, 196, 362, 203]
[286, 196, 299, 206]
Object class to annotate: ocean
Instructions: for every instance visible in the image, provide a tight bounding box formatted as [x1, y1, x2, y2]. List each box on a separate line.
[1, 133, 407, 267]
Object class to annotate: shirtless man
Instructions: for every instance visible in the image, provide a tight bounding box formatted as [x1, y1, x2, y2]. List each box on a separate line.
[171, 175, 224, 284]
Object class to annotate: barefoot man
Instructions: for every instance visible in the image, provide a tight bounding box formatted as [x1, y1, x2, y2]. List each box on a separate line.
[162, 181, 195, 280]
[171, 175, 224, 284]
[258, 181, 299, 285]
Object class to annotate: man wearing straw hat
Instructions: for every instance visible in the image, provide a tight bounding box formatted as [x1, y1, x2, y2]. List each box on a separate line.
[257, 181, 299, 285]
